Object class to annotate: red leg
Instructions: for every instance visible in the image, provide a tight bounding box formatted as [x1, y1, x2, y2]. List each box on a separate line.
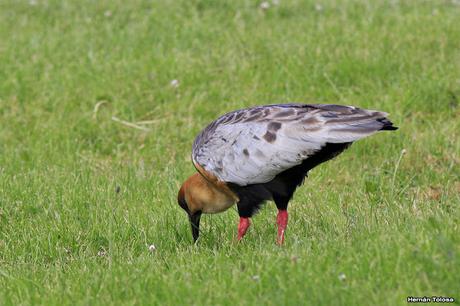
[276, 209, 288, 245]
[237, 217, 251, 241]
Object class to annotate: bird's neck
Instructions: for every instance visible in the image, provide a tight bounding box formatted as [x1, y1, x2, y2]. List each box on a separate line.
[186, 173, 237, 214]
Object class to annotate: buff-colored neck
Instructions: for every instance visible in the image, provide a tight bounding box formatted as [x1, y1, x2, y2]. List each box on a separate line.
[181, 173, 237, 214]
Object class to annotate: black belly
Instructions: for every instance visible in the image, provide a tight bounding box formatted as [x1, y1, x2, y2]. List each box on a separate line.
[228, 142, 352, 217]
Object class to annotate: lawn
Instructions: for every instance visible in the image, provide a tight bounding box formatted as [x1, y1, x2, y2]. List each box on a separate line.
[0, 0, 459, 305]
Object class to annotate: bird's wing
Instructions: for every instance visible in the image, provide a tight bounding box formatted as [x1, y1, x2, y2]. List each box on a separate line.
[192, 104, 396, 186]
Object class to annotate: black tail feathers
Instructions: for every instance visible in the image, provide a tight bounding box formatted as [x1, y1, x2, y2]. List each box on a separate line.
[377, 117, 398, 131]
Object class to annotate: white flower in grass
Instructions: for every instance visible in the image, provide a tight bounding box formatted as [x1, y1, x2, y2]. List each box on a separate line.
[170, 79, 180, 88]
[401, 148, 407, 155]
[104, 10, 112, 17]
[315, 4, 323, 11]
[338, 273, 346, 281]
[272, 0, 280, 5]
[148, 244, 156, 252]
[251, 275, 260, 281]
[29, 0, 38, 5]
[260, 1, 270, 10]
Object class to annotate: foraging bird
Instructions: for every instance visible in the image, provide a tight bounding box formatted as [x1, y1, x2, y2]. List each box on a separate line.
[178, 104, 397, 244]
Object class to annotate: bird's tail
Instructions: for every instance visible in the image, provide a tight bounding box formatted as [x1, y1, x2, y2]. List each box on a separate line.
[310, 105, 398, 143]
[376, 117, 398, 131]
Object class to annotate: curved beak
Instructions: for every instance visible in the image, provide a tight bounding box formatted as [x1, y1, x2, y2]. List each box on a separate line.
[189, 212, 202, 243]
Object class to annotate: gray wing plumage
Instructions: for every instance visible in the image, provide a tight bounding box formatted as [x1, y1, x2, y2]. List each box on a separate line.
[192, 104, 396, 186]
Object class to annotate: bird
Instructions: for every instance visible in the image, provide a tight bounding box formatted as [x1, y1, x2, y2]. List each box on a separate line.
[177, 103, 397, 244]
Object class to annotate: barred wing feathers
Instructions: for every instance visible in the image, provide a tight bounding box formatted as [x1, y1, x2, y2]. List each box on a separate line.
[192, 104, 396, 186]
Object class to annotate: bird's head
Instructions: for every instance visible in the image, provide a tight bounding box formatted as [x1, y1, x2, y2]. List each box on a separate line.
[178, 174, 202, 243]
[178, 173, 237, 243]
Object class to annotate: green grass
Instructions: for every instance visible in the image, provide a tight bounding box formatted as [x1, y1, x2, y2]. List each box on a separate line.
[1, 0, 459, 305]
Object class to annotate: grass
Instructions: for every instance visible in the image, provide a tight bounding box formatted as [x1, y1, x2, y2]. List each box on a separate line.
[0, 0, 459, 305]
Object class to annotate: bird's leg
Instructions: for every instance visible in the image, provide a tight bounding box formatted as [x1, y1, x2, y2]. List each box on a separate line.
[237, 217, 251, 241]
[276, 209, 288, 245]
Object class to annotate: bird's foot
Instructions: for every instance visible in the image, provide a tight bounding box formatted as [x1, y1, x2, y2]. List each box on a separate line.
[276, 209, 288, 245]
[237, 217, 251, 241]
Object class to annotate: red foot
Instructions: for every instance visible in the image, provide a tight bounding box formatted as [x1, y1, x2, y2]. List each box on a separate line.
[276, 209, 288, 245]
[237, 217, 251, 241]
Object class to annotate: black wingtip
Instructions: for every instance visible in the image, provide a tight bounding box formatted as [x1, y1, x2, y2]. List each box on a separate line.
[382, 125, 398, 131]
[377, 118, 398, 131]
